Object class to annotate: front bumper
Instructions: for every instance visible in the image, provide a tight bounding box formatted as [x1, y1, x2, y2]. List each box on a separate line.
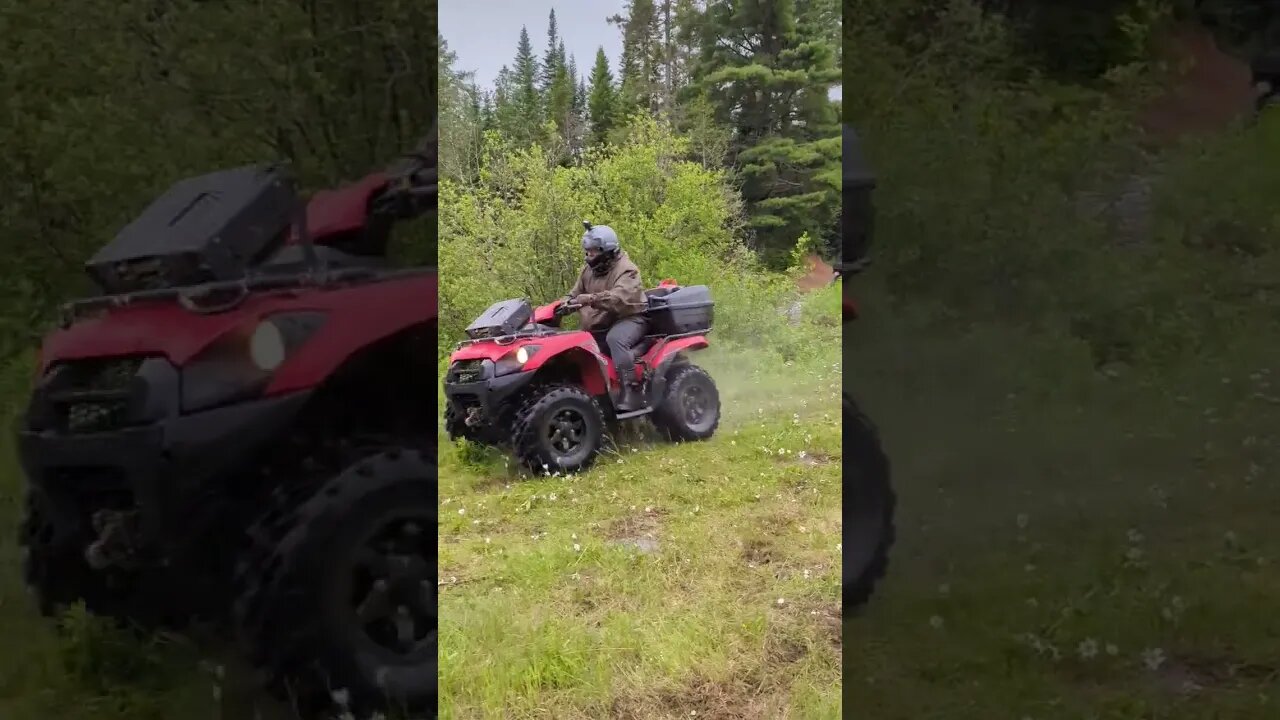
[442, 358, 536, 422]
[18, 391, 311, 556]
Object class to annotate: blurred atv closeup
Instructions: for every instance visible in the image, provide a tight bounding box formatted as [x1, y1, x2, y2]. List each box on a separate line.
[842, 124, 896, 613]
[16, 134, 438, 717]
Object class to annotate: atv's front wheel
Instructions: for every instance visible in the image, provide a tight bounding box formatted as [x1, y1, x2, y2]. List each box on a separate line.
[512, 384, 606, 474]
[233, 448, 435, 717]
[444, 401, 474, 442]
[844, 394, 895, 613]
[652, 363, 721, 442]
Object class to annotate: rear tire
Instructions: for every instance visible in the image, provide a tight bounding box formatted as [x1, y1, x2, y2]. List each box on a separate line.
[511, 385, 606, 474]
[844, 394, 895, 613]
[652, 364, 720, 441]
[233, 448, 435, 717]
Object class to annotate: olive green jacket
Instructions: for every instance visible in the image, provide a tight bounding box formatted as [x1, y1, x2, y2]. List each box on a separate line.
[568, 250, 647, 331]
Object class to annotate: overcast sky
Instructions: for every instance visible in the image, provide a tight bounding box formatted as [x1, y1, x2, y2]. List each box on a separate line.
[440, 0, 628, 91]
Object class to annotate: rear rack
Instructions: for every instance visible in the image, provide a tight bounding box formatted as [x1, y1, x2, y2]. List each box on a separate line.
[63, 266, 436, 323]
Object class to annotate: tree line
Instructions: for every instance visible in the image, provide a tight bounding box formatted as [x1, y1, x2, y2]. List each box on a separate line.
[440, 0, 842, 267]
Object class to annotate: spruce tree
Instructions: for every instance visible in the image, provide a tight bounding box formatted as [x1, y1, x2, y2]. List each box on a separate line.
[511, 26, 542, 146]
[588, 47, 618, 146]
[694, 0, 841, 259]
[540, 9, 562, 93]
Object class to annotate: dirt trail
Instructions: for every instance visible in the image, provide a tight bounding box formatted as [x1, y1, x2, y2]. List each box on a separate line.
[795, 254, 835, 292]
[1139, 23, 1255, 142]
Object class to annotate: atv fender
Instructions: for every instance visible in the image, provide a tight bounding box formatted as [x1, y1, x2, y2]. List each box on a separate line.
[645, 336, 709, 402]
[646, 336, 708, 369]
[450, 334, 611, 397]
[265, 273, 437, 394]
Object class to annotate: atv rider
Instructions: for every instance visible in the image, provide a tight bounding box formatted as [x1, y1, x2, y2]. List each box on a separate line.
[561, 223, 650, 412]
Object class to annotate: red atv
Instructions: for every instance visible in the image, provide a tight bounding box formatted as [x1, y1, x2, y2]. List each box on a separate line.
[443, 277, 721, 473]
[17, 136, 437, 716]
[843, 124, 896, 613]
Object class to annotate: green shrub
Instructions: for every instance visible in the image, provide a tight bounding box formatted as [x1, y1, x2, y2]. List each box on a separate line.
[439, 116, 830, 356]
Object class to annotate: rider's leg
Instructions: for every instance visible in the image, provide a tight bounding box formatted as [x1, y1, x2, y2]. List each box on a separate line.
[606, 316, 648, 410]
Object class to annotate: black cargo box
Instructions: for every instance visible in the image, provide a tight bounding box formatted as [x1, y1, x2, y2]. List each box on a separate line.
[466, 299, 533, 339]
[86, 164, 299, 293]
[646, 285, 713, 335]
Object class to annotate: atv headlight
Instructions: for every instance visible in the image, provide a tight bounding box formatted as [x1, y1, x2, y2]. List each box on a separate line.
[249, 321, 288, 372]
[494, 345, 540, 377]
[181, 311, 326, 413]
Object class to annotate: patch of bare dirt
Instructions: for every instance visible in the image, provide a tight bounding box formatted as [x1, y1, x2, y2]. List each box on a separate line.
[740, 536, 775, 565]
[795, 253, 835, 292]
[1139, 23, 1255, 144]
[605, 508, 665, 540]
[1153, 654, 1277, 696]
[610, 671, 785, 720]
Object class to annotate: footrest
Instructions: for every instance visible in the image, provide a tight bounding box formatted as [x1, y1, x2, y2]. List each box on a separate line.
[616, 407, 654, 420]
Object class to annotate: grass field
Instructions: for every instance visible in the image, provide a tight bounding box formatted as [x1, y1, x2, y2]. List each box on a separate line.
[845, 302, 1280, 720]
[3, 287, 1278, 720]
[437, 344, 844, 719]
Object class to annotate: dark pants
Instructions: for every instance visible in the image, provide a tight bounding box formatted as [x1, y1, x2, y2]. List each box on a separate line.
[602, 315, 647, 387]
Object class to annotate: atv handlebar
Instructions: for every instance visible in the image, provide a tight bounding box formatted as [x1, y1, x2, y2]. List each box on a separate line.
[370, 129, 438, 222]
[553, 301, 582, 318]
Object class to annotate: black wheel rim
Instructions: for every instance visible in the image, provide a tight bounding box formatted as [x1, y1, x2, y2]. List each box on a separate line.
[546, 406, 589, 457]
[349, 516, 433, 658]
[680, 380, 716, 432]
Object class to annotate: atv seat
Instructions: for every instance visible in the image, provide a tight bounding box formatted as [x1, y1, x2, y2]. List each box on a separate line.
[592, 332, 658, 360]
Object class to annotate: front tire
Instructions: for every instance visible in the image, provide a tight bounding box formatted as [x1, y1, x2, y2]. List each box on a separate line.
[233, 448, 436, 717]
[652, 364, 721, 441]
[844, 394, 895, 613]
[511, 384, 606, 474]
[444, 402, 473, 442]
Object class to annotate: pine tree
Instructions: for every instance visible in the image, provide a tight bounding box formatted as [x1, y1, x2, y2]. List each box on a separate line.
[546, 42, 575, 137]
[693, 0, 841, 259]
[540, 9, 561, 93]
[610, 0, 661, 116]
[587, 47, 618, 146]
[511, 26, 542, 145]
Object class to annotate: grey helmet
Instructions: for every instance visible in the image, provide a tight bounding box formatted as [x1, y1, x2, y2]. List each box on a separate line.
[581, 221, 620, 270]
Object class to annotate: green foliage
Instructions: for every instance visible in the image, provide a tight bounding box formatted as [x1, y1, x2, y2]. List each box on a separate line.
[445, 0, 840, 263]
[848, 0, 1280, 372]
[0, 0, 437, 360]
[439, 117, 829, 356]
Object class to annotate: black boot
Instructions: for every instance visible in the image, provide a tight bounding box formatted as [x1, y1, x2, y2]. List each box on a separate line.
[617, 382, 645, 412]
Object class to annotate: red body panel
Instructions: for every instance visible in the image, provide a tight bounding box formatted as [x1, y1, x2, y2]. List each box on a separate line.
[843, 296, 858, 320]
[40, 273, 437, 395]
[531, 300, 561, 325]
[645, 336, 709, 369]
[448, 328, 711, 395]
[288, 172, 389, 244]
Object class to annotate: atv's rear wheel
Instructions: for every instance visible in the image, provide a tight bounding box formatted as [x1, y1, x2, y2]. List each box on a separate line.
[652, 364, 720, 441]
[233, 448, 435, 717]
[844, 394, 895, 613]
[511, 384, 605, 474]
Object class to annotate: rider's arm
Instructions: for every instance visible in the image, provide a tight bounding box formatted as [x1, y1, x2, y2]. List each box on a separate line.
[589, 267, 645, 314]
[567, 272, 585, 300]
